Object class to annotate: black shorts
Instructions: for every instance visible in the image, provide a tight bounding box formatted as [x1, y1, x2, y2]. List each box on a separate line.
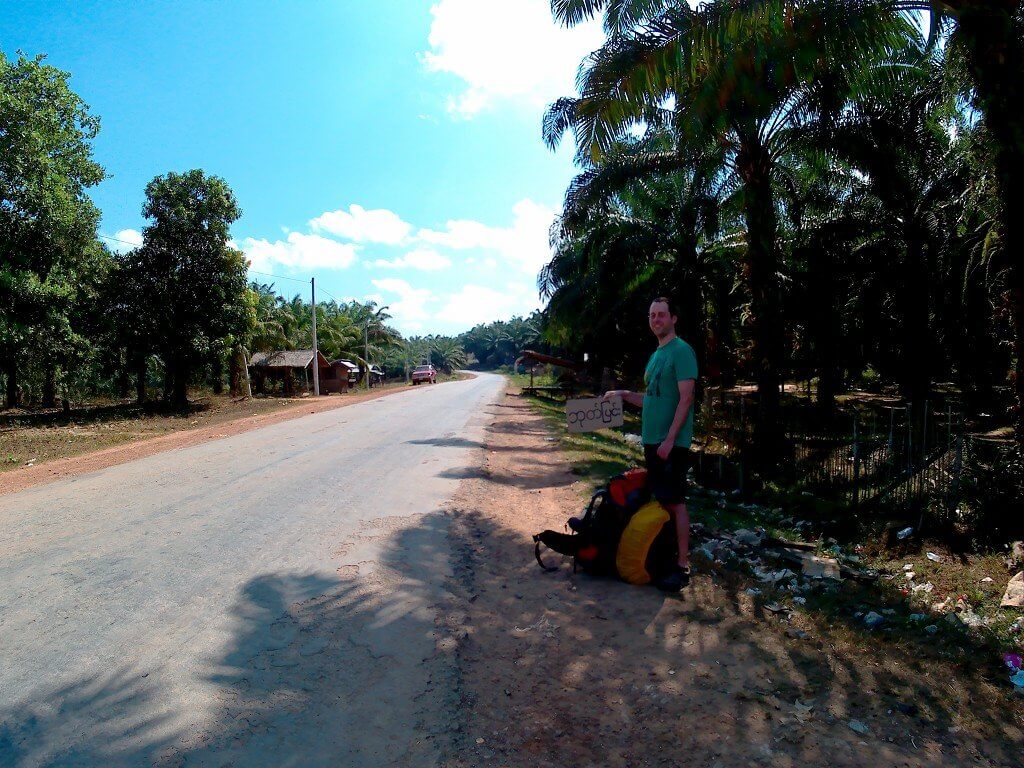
[643, 444, 691, 506]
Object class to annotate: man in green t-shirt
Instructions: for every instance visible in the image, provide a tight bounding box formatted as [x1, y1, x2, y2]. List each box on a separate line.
[605, 297, 698, 591]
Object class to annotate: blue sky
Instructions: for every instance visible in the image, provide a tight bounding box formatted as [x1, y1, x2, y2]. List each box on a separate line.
[1, 1, 606, 334]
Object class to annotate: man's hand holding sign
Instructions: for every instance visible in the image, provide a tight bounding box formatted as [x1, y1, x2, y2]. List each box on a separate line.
[565, 395, 623, 433]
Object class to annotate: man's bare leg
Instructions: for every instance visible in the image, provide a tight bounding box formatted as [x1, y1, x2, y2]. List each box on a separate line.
[666, 501, 690, 568]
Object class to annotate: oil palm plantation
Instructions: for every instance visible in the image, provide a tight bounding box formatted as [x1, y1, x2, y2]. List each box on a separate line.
[546, 0, 914, 468]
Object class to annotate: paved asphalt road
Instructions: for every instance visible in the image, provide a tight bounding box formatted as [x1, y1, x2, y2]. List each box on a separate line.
[0, 372, 505, 768]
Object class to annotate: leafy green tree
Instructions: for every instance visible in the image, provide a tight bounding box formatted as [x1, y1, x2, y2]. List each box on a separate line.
[0, 52, 105, 408]
[119, 170, 247, 408]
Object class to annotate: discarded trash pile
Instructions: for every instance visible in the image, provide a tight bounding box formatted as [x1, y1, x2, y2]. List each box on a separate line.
[691, 522, 878, 585]
[690, 510, 1024, 696]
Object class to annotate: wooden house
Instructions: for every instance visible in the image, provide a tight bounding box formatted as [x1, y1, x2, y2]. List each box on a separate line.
[323, 359, 360, 393]
[249, 349, 330, 396]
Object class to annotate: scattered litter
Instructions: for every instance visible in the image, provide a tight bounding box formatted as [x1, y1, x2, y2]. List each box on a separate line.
[944, 612, 963, 628]
[1000, 572, 1024, 608]
[1007, 542, 1024, 572]
[786, 628, 809, 640]
[764, 602, 789, 614]
[513, 617, 558, 635]
[1003, 653, 1023, 672]
[926, 552, 941, 563]
[904, 572, 916, 581]
[734, 529, 763, 547]
[897, 527, 914, 540]
[911, 582, 934, 594]
[961, 611, 985, 628]
[793, 699, 814, 720]
[863, 611, 885, 628]
[908, 613, 926, 622]
[903, 563, 914, 571]
[744, 588, 762, 597]
[754, 567, 796, 584]
[924, 625, 939, 635]
[981, 577, 994, 584]
[800, 554, 841, 580]
[668, 669, 676, 675]
[623, 433, 643, 445]
[793, 596, 807, 605]
[1011, 670, 1024, 690]
[848, 720, 870, 735]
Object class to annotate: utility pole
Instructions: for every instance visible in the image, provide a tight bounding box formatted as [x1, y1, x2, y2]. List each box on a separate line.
[311, 277, 320, 396]
[365, 321, 371, 391]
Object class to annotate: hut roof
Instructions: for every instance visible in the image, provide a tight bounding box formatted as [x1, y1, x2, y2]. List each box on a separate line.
[250, 349, 329, 368]
[333, 359, 360, 371]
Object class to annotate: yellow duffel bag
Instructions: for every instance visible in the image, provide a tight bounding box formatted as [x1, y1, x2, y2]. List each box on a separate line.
[615, 500, 672, 585]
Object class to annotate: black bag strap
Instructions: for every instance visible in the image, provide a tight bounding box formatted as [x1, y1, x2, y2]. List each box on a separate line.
[583, 489, 609, 523]
[532, 534, 559, 572]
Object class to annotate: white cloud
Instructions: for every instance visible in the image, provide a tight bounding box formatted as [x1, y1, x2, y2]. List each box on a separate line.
[422, 0, 605, 117]
[371, 248, 452, 271]
[371, 278, 434, 330]
[436, 283, 539, 327]
[106, 228, 143, 253]
[309, 204, 412, 245]
[417, 198, 556, 275]
[242, 232, 359, 272]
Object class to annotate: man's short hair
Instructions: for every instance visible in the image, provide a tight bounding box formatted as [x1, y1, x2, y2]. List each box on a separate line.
[650, 296, 677, 317]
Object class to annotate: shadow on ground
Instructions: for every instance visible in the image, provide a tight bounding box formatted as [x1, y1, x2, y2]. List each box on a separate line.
[0, 512, 458, 768]
[3, 396, 1021, 768]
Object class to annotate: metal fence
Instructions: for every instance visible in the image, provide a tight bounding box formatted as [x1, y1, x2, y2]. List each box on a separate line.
[695, 392, 1015, 528]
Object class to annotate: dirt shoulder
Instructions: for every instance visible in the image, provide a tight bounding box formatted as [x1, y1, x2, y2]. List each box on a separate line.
[0, 381, 439, 496]
[441, 392, 1023, 767]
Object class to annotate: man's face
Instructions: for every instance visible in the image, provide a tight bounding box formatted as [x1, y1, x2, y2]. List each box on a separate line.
[649, 301, 676, 339]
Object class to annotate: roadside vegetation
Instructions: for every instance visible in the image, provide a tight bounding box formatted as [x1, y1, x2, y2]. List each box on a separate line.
[0, 51, 478, 430]
[525, 2, 1024, 571]
[510, 376, 1024, 727]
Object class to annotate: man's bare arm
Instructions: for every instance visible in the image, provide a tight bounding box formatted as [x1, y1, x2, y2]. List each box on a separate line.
[603, 389, 644, 408]
[662, 379, 696, 447]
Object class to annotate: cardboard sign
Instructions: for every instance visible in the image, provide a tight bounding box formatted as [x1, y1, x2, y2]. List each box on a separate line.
[566, 396, 623, 433]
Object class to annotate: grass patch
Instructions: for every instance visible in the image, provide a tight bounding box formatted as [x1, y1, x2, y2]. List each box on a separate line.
[515, 388, 643, 489]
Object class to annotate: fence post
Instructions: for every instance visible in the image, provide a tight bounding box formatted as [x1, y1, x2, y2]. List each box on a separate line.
[852, 417, 861, 511]
[951, 433, 964, 521]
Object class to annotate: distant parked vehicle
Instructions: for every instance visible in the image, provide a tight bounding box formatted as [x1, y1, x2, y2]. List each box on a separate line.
[411, 364, 437, 385]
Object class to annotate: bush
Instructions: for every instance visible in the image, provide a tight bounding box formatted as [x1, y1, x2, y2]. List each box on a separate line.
[957, 441, 1024, 547]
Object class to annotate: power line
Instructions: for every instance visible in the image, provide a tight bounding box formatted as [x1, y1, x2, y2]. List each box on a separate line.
[99, 233, 142, 247]
[319, 287, 347, 306]
[248, 269, 310, 284]
[99, 236, 331, 299]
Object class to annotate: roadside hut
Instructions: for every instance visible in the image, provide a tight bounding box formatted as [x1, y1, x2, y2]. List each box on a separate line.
[324, 359, 360, 393]
[249, 349, 330, 396]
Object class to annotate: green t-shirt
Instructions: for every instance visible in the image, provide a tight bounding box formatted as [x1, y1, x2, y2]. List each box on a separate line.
[642, 337, 698, 447]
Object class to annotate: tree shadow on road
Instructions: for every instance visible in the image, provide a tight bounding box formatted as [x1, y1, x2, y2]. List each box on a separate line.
[3, 502, 1021, 768]
[0, 510, 460, 768]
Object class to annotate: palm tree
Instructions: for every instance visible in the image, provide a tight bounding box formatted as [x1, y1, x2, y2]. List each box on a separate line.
[896, 0, 1024, 441]
[430, 337, 469, 373]
[816, 41, 966, 405]
[548, 124, 727, 368]
[547, 0, 913, 469]
[248, 282, 289, 352]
